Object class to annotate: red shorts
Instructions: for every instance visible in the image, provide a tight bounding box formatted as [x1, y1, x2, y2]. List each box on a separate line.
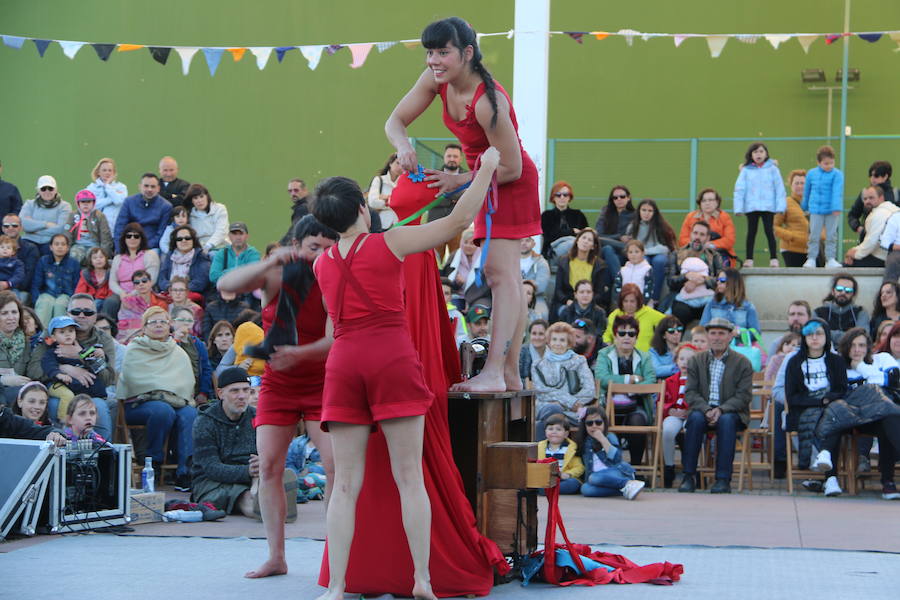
[254, 377, 323, 427]
[321, 314, 433, 429]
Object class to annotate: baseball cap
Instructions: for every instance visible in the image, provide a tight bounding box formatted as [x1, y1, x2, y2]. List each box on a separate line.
[36, 175, 57, 190]
[705, 317, 735, 332]
[571, 318, 596, 334]
[75, 189, 96, 203]
[229, 222, 249, 233]
[467, 304, 491, 323]
[218, 367, 250, 389]
[47, 315, 78, 334]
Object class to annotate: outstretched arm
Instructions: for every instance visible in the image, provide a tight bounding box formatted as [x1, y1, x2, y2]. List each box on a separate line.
[385, 69, 440, 171]
[217, 247, 293, 303]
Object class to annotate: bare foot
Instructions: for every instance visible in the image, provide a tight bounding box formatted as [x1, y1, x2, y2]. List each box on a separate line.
[450, 370, 506, 393]
[504, 370, 523, 392]
[244, 557, 288, 578]
[413, 578, 438, 600]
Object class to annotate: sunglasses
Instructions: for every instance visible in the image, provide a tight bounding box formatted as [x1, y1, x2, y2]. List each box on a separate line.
[574, 319, 588, 327]
[553, 192, 571, 198]
[584, 419, 604, 427]
[666, 326, 685, 334]
[173, 317, 194, 323]
[146, 319, 169, 326]
[40, 186, 55, 192]
[616, 330, 637, 338]
[68, 308, 96, 316]
[132, 277, 151, 285]
[1, 223, 19, 228]
[612, 194, 628, 200]
[717, 276, 728, 283]
[834, 285, 854, 294]
[175, 236, 193, 242]
[125, 233, 141, 239]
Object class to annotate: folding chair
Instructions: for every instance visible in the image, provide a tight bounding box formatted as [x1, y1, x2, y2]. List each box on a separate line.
[605, 381, 666, 489]
[739, 378, 775, 491]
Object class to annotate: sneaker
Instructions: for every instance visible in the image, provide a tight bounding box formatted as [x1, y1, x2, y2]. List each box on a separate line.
[811, 449, 833, 473]
[173, 474, 192, 493]
[824, 475, 842, 496]
[802, 259, 816, 268]
[769, 258, 779, 267]
[801, 479, 824, 493]
[743, 259, 754, 268]
[621, 479, 645, 500]
[882, 482, 900, 500]
[825, 258, 843, 268]
[857, 456, 871, 473]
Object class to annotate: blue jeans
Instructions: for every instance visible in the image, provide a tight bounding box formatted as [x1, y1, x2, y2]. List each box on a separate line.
[125, 400, 197, 475]
[559, 477, 583, 495]
[601, 245, 621, 279]
[581, 468, 631, 497]
[647, 253, 669, 301]
[48, 395, 111, 441]
[681, 410, 744, 482]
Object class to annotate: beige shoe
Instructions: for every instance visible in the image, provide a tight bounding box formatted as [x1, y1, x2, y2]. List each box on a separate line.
[743, 259, 754, 268]
[283, 469, 299, 523]
[769, 258, 779, 267]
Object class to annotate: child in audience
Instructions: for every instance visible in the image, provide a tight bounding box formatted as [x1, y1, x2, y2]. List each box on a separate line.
[672, 256, 715, 315]
[158, 205, 189, 258]
[689, 325, 708, 351]
[578, 408, 645, 499]
[558, 279, 607, 331]
[42, 315, 108, 420]
[74, 247, 113, 313]
[662, 343, 698, 487]
[0, 235, 26, 300]
[765, 331, 800, 382]
[533, 321, 596, 434]
[613, 240, 653, 306]
[31, 233, 80, 327]
[62, 394, 98, 441]
[22, 307, 43, 348]
[13, 381, 50, 425]
[802, 145, 845, 268]
[733, 142, 786, 268]
[537, 413, 584, 494]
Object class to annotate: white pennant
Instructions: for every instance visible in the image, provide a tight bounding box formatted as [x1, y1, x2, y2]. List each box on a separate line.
[376, 41, 396, 53]
[706, 35, 729, 58]
[58, 40, 85, 59]
[300, 45, 325, 70]
[765, 34, 791, 49]
[175, 47, 199, 75]
[797, 35, 818, 53]
[248, 47, 273, 70]
[736, 34, 760, 44]
[674, 35, 689, 48]
[617, 29, 640, 47]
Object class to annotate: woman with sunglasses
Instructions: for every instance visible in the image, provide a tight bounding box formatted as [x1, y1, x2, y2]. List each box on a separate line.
[577, 407, 645, 499]
[601, 283, 664, 352]
[594, 185, 636, 276]
[678, 188, 737, 266]
[20, 175, 73, 256]
[157, 225, 211, 300]
[106, 223, 160, 319]
[649, 316, 684, 379]
[700, 268, 760, 334]
[550, 228, 612, 319]
[116, 268, 169, 343]
[540, 181, 588, 261]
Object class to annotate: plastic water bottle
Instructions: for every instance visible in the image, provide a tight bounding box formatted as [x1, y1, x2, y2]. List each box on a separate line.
[141, 457, 155, 493]
[163, 509, 203, 522]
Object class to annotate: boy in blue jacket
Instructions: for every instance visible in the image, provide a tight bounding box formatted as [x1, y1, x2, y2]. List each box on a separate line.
[802, 146, 844, 268]
[0, 235, 26, 299]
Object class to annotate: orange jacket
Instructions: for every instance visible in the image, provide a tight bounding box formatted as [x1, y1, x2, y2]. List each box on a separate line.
[678, 210, 736, 258]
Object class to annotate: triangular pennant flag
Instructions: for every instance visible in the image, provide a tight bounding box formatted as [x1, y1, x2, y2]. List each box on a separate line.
[674, 34, 689, 48]
[403, 41, 419, 49]
[227, 48, 246, 62]
[175, 47, 199, 75]
[593, 32, 610, 41]
[275, 46, 295, 63]
[92, 44, 115, 61]
[349, 43, 373, 68]
[765, 34, 791, 49]
[797, 35, 818, 53]
[326, 44, 344, 56]
[248, 47, 272, 70]
[2, 35, 26, 49]
[299, 45, 324, 70]
[706, 35, 728, 58]
[32, 39, 52, 57]
[117, 44, 144, 52]
[890, 32, 900, 47]
[376, 41, 397, 53]
[148, 47, 171, 65]
[641, 33, 653, 42]
[617, 29, 639, 46]
[858, 33, 883, 43]
[736, 34, 760, 44]
[203, 48, 224, 76]
[58, 41, 85, 59]
[825, 34, 848, 45]
[564, 32, 584, 44]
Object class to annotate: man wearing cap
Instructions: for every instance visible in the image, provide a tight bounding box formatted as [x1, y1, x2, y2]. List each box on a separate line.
[114, 173, 173, 252]
[1, 214, 39, 295]
[209, 222, 261, 284]
[679, 317, 753, 494]
[65, 190, 113, 261]
[20, 175, 73, 254]
[158, 156, 191, 208]
[0, 160, 23, 217]
[466, 304, 492, 341]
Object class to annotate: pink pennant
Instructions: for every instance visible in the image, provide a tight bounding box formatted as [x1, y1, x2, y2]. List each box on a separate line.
[349, 43, 373, 68]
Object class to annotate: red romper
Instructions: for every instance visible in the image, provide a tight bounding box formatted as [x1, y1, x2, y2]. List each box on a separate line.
[254, 276, 328, 426]
[314, 233, 434, 426]
[439, 80, 542, 242]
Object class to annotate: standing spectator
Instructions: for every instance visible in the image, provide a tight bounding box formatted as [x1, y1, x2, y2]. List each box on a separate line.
[520, 236, 550, 319]
[65, 190, 113, 261]
[114, 173, 173, 252]
[551, 228, 611, 318]
[678, 188, 737, 266]
[558, 280, 606, 332]
[774, 169, 812, 267]
[2, 214, 39, 296]
[540, 181, 588, 261]
[602, 283, 664, 352]
[20, 175, 73, 255]
[848, 161, 896, 243]
[871, 282, 900, 339]
[844, 186, 899, 267]
[700, 268, 761, 333]
[802, 145, 844, 268]
[158, 206, 189, 258]
[367, 153, 402, 230]
[733, 142, 786, 268]
[0, 160, 23, 216]
[649, 316, 684, 379]
[116, 269, 169, 343]
[209, 222, 260, 284]
[158, 156, 190, 207]
[594, 185, 635, 276]
[168, 276, 204, 337]
[106, 223, 160, 319]
[626, 199, 675, 301]
[0, 235, 26, 300]
[157, 225, 211, 297]
[679, 317, 753, 494]
[86, 157, 128, 228]
[662, 342, 698, 487]
[532, 321, 595, 435]
[519, 319, 547, 388]
[666, 221, 723, 325]
[206, 320, 235, 372]
[288, 178, 310, 223]
[814, 273, 870, 344]
[75, 248, 113, 313]
[202, 289, 249, 339]
[31, 234, 79, 327]
[185, 184, 229, 254]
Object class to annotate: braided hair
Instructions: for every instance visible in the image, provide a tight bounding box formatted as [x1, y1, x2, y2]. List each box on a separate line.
[421, 17, 499, 129]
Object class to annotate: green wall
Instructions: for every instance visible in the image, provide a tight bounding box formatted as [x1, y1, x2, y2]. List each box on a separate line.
[2, 0, 899, 253]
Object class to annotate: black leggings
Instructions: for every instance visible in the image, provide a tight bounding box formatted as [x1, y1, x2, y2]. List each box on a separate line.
[818, 414, 900, 483]
[745, 211, 777, 261]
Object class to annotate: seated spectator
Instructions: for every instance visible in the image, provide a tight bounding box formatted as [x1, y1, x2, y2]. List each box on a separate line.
[229, 311, 265, 377]
[202, 289, 250, 339]
[848, 161, 897, 243]
[520, 236, 550, 318]
[577, 408, 645, 499]
[209, 222, 260, 284]
[0, 291, 43, 405]
[21, 307, 42, 348]
[117, 306, 198, 491]
[845, 185, 898, 268]
[185, 184, 229, 255]
[61, 394, 100, 441]
[594, 185, 635, 277]
[113, 173, 173, 252]
[532, 321, 595, 436]
[541, 181, 588, 261]
[13, 381, 50, 425]
[662, 342, 698, 487]
[666, 220, 722, 325]
[551, 228, 611, 318]
[649, 316, 684, 380]
[94, 315, 125, 397]
[31, 234, 79, 327]
[65, 190, 113, 262]
[522, 279, 544, 324]
[767, 300, 812, 357]
[191, 367, 262, 517]
[595, 314, 656, 466]
[158, 205, 189, 258]
[537, 413, 584, 494]
[157, 225, 211, 298]
[559, 279, 607, 332]
[466, 304, 491, 342]
[871, 281, 900, 339]
[3, 214, 39, 297]
[519, 319, 548, 388]
[207, 320, 235, 373]
[625, 199, 675, 301]
[612, 240, 653, 307]
[75, 247, 113, 313]
[571, 318, 600, 369]
[366, 153, 401, 230]
[20, 175, 73, 255]
[875, 321, 900, 361]
[876, 320, 895, 349]
[158, 156, 191, 207]
[688, 325, 708, 351]
[602, 283, 664, 352]
[774, 169, 812, 267]
[678, 188, 737, 266]
[168, 276, 204, 337]
[679, 317, 753, 494]
[0, 234, 26, 301]
[41, 315, 108, 424]
[446, 229, 480, 309]
[117, 269, 169, 343]
[441, 278, 467, 347]
[86, 157, 128, 228]
[814, 273, 870, 345]
[106, 222, 161, 319]
[172, 306, 213, 406]
[0, 402, 66, 445]
[765, 332, 801, 383]
[0, 160, 23, 216]
[700, 268, 761, 333]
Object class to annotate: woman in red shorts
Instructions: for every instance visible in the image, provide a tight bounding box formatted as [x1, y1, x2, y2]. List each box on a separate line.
[310, 148, 499, 600]
[386, 17, 542, 392]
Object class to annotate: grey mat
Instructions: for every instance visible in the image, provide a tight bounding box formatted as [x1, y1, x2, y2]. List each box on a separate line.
[2, 534, 897, 599]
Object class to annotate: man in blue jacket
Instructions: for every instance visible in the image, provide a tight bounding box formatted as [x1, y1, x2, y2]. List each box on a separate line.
[114, 173, 172, 252]
[0, 161, 23, 217]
